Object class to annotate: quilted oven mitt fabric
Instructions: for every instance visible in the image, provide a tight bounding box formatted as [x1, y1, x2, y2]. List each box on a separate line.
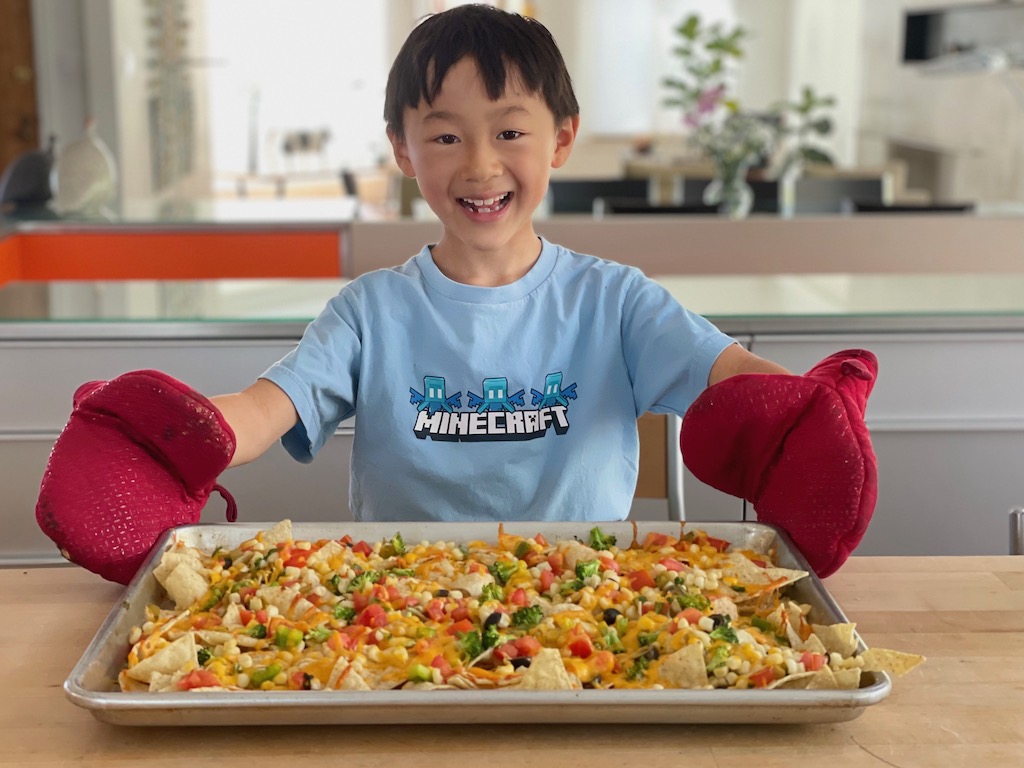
[36, 370, 237, 585]
[680, 349, 878, 578]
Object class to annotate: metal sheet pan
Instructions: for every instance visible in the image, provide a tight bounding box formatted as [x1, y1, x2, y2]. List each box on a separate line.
[64, 520, 891, 726]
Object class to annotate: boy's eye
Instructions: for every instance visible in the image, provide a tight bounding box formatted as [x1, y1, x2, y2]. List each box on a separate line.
[497, 130, 522, 140]
[435, 134, 459, 145]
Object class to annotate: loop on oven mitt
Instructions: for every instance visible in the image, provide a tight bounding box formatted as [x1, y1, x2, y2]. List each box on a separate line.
[679, 349, 878, 578]
[36, 369, 237, 585]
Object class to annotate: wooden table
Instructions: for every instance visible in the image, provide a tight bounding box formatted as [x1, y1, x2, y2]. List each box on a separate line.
[3, 557, 1022, 767]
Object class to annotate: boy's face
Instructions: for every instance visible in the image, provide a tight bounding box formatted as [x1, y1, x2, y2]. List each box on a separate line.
[388, 57, 577, 273]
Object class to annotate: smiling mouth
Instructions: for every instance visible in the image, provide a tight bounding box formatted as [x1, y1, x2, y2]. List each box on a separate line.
[458, 192, 512, 213]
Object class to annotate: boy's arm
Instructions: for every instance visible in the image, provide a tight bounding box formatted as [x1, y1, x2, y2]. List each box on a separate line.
[211, 378, 298, 467]
[708, 342, 790, 384]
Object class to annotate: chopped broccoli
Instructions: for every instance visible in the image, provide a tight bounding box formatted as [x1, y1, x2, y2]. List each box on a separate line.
[305, 625, 332, 644]
[589, 526, 617, 551]
[333, 604, 356, 622]
[458, 630, 483, 660]
[575, 559, 601, 580]
[488, 559, 517, 586]
[626, 657, 650, 681]
[511, 605, 543, 629]
[196, 647, 212, 666]
[480, 583, 505, 603]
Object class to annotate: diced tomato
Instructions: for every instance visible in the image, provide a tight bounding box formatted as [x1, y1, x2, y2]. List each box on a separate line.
[546, 552, 565, 575]
[446, 618, 475, 636]
[178, 669, 220, 690]
[801, 652, 827, 672]
[704, 536, 731, 553]
[305, 594, 322, 608]
[658, 557, 686, 573]
[533, 533, 548, 547]
[599, 556, 620, 574]
[751, 558, 767, 568]
[539, 569, 555, 592]
[356, 603, 388, 628]
[643, 532, 671, 550]
[327, 631, 353, 652]
[284, 551, 308, 568]
[371, 584, 389, 603]
[430, 655, 454, 679]
[589, 650, 616, 676]
[567, 634, 594, 658]
[640, 603, 655, 615]
[351, 540, 373, 556]
[509, 588, 528, 607]
[750, 667, 778, 688]
[237, 586, 257, 604]
[238, 608, 254, 626]
[450, 602, 471, 622]
[289, 670, 308, 689]
[493, 642, 521, 663]
[339, 535, 353, 545]
[352, 591, 371, 612]
[425, 599, 446, 622]
[255, 609, 269, 625]
[627, 569, 656, 590]
[386, 585, 402, 602]
[678, 607, 704, 626]
[513, 635, 542, 657]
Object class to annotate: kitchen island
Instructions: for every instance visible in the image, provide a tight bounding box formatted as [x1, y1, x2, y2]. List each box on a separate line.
[1, 555, 1020, 766]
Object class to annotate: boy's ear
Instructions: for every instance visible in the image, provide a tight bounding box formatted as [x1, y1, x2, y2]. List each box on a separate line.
[387, 127, 416, 178]
[551, 115, 580, 170]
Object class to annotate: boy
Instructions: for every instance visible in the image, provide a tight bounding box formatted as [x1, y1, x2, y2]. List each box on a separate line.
[36, 4, 877, 585]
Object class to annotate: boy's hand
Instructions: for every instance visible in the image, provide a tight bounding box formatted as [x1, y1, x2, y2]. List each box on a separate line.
[36, 370, 237, 585]
[679, 349, 878, 577]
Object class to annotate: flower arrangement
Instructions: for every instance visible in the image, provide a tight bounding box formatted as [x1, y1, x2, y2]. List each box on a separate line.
[662, 13, 836, 217]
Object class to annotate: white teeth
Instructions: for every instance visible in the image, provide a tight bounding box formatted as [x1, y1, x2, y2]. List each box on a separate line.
[463, 193, 508, 207]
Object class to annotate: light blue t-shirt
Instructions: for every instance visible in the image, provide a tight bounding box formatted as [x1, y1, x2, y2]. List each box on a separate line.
[261, 238, 734, 523]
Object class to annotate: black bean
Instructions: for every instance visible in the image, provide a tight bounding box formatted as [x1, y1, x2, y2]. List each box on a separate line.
[510, 657, 531, 669]
[602, 608, 621, 625]
[644, 646, 660, 661]
[483, 611, 502, 628]
[435, 589, 449, 597]
[709, 613, 728, 628]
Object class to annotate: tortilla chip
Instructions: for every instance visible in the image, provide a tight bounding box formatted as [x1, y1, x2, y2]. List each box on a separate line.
[769, 671, 815, 689]
[657, 643, 710, 689]
[326, 657, 373, 690]
[720, 553, 807, 600]
[306, 539, 344, 568]
[831, 668, 862, 689]
[262, 519, 293, 545]
[518, 648, 579, 690]
[126, 632, 198, 683]
[799, 633, 828, 655]
[163, 562, 210, 610]
[153, 547, 204, 587]
[256, 585, 314, 620]
[858, 647, 926, 677]
[812, 622, 859, 657]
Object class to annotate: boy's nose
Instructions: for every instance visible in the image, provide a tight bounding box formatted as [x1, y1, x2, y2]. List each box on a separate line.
[462, 142, 502, 182]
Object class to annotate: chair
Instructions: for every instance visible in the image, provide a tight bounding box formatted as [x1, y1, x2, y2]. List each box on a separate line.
[1011, 508, 1023, 555]
[682, 178, 781, 213]
[851, 201, 975, 214]
[636, 413, 685, 521]
[594, 197, 718, 216]
[791, 177, 888, 214]
[547, 178, 652, 214]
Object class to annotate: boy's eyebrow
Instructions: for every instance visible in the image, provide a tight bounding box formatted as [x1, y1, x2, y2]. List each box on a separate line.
[421, 104, 532, 123]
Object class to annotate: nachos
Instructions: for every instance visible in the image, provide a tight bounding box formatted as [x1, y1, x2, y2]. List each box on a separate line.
[119, 521, 923, 693]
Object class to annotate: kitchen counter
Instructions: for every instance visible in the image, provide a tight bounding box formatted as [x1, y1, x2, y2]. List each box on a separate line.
[2, 555, 1021, 766]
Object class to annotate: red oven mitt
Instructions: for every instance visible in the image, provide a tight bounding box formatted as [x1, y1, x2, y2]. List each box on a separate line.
[679, 349, 878, 577]
[35, 370, 237, 585]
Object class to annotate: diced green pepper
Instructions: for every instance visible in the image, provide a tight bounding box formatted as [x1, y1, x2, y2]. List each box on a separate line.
[250, 663, 282, 686]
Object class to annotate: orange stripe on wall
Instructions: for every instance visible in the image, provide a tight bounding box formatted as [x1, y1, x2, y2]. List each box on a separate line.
[12, 231, 342, 282]
[0, 234, 24, 285]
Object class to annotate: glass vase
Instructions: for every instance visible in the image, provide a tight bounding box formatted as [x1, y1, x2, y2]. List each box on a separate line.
[703, 158, 754, 219]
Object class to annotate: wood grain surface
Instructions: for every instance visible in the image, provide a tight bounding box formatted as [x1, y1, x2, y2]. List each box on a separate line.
[2, 556, 1022, 767]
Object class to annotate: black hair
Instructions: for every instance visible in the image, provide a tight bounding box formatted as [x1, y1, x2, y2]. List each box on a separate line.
[384, 3, 579, 140]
